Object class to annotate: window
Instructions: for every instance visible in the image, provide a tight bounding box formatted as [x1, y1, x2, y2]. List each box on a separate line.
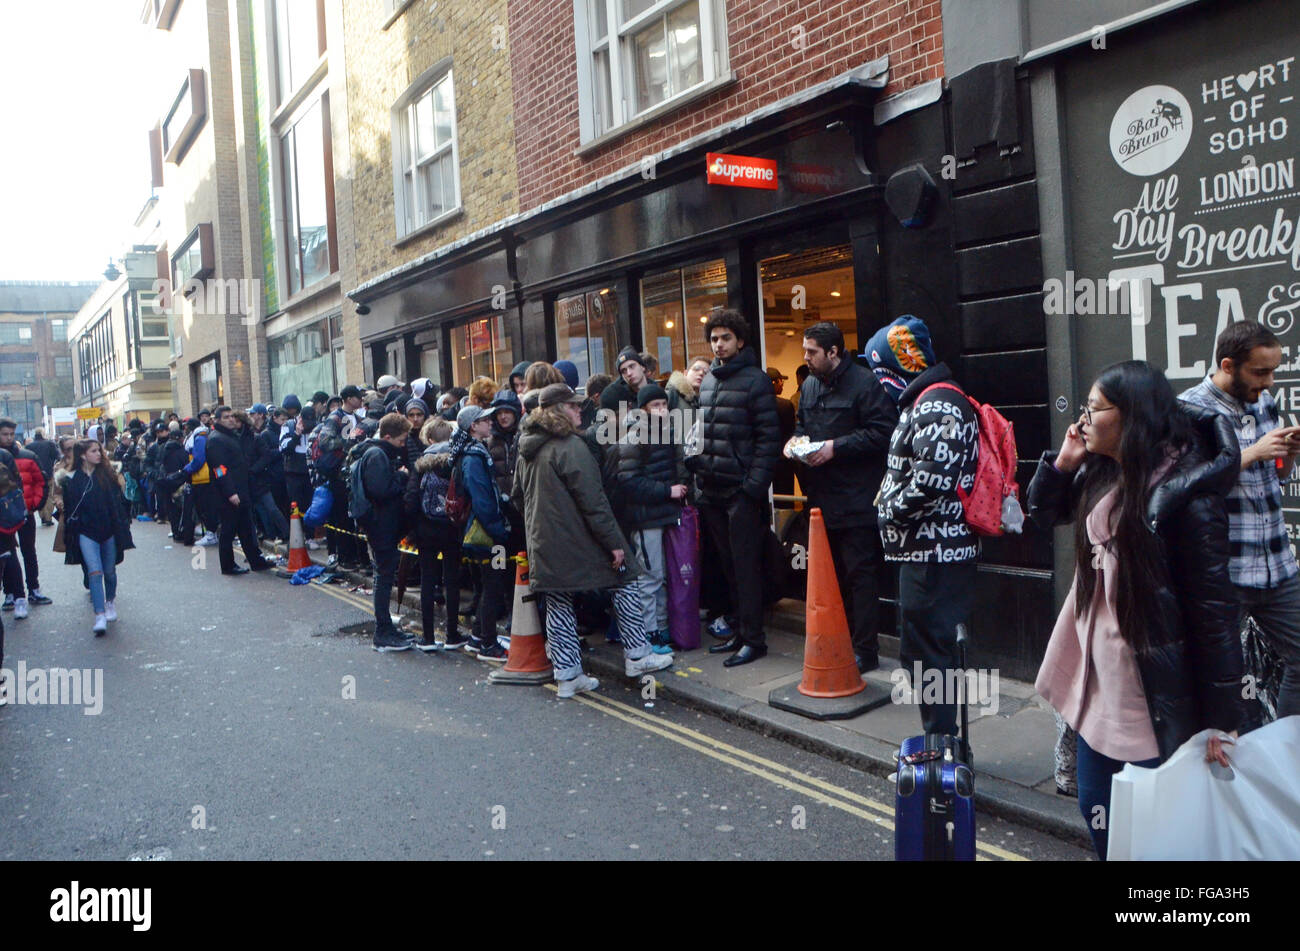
[640, 258, 725, 373]
[449, 315, 513, 388]
[149, 0, 181, 30]
[0, 323, 32, 345]
[136, 287, 168, 338]
[161, 70, 207, 164]
[394, 69, 460, 238]
[281, 95, 336, 294]
[172, 224, 215, 294]
[0, 361, 37, 385]
[193, 354, 222, 409]
[77, 313, 116, 396]
[274, 0, 326, 105]
[555, 287, 621, 383]
[51, 319, 68, 341]
[55, 356, 72, 377]
[577, 0, 725, 142]
[269, 319, 334, 405]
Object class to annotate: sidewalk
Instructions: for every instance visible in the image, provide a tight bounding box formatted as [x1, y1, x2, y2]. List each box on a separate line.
[264, 536, 1089, 848]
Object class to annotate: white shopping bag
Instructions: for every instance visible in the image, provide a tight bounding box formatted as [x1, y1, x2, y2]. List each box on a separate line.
[1108, 716, 1300, 860]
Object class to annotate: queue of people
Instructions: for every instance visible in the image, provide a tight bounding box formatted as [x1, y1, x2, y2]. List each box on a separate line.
[3, 311, 1295, 858]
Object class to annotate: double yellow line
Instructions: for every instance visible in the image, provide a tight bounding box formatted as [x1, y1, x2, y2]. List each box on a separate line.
[552, 686, 1026, 861]
[299, 571, 1027, 860]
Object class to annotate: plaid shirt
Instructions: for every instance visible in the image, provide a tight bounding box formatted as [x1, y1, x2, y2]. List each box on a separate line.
[1179, 375, 1298, 589]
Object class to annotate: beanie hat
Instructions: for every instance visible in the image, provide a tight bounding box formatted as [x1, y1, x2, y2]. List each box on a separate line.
[405, 397, 429, 416]
[554, 359, 580, 389]
[457, 405, 492, 431]
[615, 346, 643, 374]
[636, 383, 668, 408]
[862, 315, 937, 403]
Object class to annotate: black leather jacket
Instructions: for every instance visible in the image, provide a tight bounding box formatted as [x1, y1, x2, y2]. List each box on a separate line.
[1027, 406, 1251, 761]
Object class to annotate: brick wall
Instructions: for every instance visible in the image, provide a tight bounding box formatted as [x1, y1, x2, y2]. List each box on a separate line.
[341, 0, 521, 292]
[510, 0, 944, 210]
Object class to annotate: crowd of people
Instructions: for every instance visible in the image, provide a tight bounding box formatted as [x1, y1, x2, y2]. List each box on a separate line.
[0, 309, 1296, 857]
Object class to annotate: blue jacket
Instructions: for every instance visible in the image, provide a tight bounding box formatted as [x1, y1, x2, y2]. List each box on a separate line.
[457, 440, 508, 548]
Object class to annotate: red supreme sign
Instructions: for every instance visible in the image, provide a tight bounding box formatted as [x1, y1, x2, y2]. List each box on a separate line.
[706, 152, 778, 190]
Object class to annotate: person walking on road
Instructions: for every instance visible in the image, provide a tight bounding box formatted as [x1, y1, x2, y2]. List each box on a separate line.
[1029, 360, 1250, 860]
[28, 428, 59, 526]
[64, 439, 135, 635]
[512, 383, 673, 698]
[204, 406, 274, 576]
[0, 418, 49, 618]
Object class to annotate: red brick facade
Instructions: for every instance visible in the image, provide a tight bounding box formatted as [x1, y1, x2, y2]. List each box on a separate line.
[509, 0, 944, 210]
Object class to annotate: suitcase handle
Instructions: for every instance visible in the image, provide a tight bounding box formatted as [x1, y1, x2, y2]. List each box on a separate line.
[956, 623, 970, 765]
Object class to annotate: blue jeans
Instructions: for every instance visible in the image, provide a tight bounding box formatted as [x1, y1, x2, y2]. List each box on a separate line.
[79, 534, 118, 615]
[1076, 732, 1160, 861]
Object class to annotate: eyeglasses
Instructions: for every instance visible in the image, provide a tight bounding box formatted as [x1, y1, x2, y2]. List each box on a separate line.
[1079, 403, 1118, 426]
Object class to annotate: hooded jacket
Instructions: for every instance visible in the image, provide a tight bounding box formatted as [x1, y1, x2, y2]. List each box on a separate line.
[512, 408, 639, 592]
[795, 357, 898, 526]
[452, 430, 509, 549]
[183, 426, 211, 484]
[616, 410, 687, 531]
[404, 440, 454, 527]
[1027, 405, 1250, 761]
[355, 437, 408, 544]
[204, 422, 252, 502]
[9, 444, 48, 513]
[665, 371, 699, 413]
[486, 388, 522, 498]
[685, 345, 781, 500]
[876, 363, 980, 562]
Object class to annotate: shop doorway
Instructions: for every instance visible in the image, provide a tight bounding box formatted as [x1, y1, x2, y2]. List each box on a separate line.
[757, 245, 857, 392]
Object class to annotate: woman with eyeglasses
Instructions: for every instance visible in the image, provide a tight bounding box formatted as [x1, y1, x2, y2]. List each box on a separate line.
[64, 439, 135, 635]
[1028, 360, 1251, 859]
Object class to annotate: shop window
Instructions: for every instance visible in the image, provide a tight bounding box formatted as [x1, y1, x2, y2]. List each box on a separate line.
[281, 94, 336, 294]
[269, 319, 333, 406]
[640, 258, 726, 374]
[577, 0, 727, 143]
[556, 287, 621, 384]
[450, 315, 514, 388]
[758, 245, 857, 391]
[393, 67, 460, 238]
[419, 343, 441, 387]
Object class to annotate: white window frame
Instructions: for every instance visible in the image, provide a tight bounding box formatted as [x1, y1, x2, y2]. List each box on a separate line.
[574, 0, 727, 144]
[391, 61, 462, 241]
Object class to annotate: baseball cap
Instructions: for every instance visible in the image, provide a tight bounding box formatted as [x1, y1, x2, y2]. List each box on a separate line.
[766, 367, 788, 381]
[410, 377, 433, 400]
[248, 403, 268, 415]
[377, 374, 405, 390]
[538, 383, 585, 408]
[456, 405, 493, 431]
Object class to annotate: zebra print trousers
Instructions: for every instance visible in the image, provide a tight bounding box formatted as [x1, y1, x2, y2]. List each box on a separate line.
[544, 584, 652, 681]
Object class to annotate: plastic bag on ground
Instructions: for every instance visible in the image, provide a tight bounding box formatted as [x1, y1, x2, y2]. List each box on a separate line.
[1108, 716, 1300, 860]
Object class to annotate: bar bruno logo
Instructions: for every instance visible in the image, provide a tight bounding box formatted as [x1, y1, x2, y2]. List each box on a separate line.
[1109, 84, 1193, 176]
[707, 152, 778, 190]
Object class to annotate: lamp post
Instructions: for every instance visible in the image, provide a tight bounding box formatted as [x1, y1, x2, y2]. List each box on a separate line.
[20, 377, 31, 434]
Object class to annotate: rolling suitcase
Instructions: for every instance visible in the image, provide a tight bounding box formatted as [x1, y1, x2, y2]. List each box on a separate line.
[894, 624, 976, 861]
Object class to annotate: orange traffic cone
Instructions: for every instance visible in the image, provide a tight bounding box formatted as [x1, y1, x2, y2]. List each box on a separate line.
[287, 503, 312, 572]
[796, 508, 866, 699]
[489, 554, 552, 685]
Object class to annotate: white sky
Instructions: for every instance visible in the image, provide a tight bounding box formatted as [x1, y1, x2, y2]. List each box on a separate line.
[0, 1, 162, 281]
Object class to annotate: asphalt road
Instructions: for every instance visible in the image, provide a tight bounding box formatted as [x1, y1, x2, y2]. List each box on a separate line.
[0, 520, 1092, 860]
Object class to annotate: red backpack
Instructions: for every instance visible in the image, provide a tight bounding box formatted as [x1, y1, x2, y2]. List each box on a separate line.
[919, 382, 1022, 536]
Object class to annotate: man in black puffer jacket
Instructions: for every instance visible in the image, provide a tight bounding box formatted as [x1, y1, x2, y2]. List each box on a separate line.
[617, 384, 688, 652]
[685, 309, 780, 667]
[205, 406, 273, 576]
[789, 321, 898, 672]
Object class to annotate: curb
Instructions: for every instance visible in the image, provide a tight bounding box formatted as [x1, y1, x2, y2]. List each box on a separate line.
[580, 645, 1093, 850]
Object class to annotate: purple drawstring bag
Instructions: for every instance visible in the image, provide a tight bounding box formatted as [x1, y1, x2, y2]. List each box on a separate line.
[663, 505, 701, 649]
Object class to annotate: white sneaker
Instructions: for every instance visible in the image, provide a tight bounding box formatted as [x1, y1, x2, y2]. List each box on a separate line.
[104, 601, 118, 622]
[306, 538, 325, 550]
[197, 532, 219, 547]
[625, 651, 673, 677]
[92, 614, 108, 636]
[13, 598, 28, 620]
[556, 674, 600, 699]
